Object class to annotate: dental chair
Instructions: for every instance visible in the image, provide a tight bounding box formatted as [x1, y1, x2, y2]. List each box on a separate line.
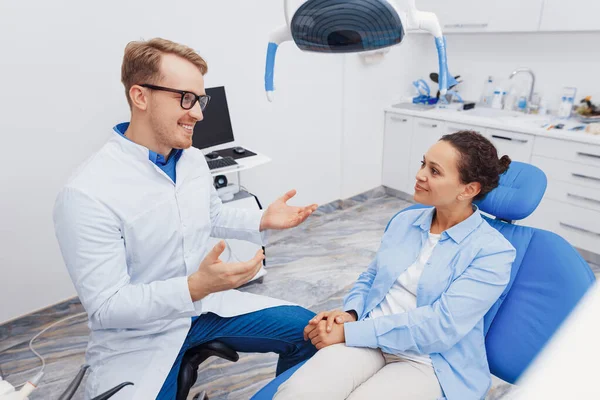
[250, 161, 597, 399]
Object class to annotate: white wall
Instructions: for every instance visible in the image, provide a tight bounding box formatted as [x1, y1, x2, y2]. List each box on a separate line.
[340, 37, 431, 198]
[0, 0, 344, 323]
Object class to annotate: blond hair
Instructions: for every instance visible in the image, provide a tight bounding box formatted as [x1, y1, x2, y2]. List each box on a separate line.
[121, 38, 208, 108]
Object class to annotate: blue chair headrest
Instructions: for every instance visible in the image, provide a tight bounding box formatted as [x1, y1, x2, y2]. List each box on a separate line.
[475, 161, 547, 221]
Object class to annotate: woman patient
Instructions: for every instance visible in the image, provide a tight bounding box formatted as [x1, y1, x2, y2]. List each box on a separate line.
[274, 131, 516, 400]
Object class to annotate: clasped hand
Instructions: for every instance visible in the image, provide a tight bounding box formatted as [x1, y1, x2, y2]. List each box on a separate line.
[303, 309, 357, 350]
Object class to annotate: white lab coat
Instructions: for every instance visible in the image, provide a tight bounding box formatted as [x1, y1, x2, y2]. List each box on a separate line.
[53, 131, 292, 399]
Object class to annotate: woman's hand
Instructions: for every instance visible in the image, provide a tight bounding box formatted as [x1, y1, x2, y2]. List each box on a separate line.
[304, 309, 357, 340]
[313, 309, 357, 330]
[306, 320, 346, 350]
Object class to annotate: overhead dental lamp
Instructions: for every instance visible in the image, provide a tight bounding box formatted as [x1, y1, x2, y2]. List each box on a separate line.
[265, 0, 457, 101]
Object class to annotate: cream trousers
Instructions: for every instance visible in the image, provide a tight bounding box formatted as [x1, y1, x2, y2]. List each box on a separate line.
[273, 344, 443, 400]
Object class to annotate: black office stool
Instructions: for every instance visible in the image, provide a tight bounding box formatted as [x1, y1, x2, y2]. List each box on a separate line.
[176, 341, 240, 400]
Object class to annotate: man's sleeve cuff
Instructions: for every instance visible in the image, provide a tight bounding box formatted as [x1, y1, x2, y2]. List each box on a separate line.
[176, 276, 202, 315]
[344, 319, 378, 348]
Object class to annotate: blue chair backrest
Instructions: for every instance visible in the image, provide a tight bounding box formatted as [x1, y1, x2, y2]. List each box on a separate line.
[388, 161, 595, 383]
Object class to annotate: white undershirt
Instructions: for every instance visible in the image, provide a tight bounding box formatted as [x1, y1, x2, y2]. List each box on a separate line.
[368, 231, 441, 366]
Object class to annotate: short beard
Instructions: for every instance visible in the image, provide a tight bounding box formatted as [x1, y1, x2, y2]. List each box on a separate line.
[149, 111, 192, 152]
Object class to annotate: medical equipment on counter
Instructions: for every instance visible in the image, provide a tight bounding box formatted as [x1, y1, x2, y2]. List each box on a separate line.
[265, 0, 457, 101]
[412, 79, 437, 105]
[429, 72, 462, 99]
[0, 312, 132, 400]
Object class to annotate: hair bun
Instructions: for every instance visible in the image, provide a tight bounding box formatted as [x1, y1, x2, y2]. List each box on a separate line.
[499, 155, 512, 174]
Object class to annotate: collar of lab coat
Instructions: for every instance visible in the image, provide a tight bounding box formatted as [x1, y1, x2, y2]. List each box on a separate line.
[112, 122, 184, 166]
[412, 204, 483, 244]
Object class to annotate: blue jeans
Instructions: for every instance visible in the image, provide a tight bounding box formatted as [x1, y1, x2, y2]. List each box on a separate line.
[157, 305, 317, 398]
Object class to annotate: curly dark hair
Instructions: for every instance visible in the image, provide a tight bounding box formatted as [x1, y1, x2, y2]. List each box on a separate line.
[440, 131, 512, 201]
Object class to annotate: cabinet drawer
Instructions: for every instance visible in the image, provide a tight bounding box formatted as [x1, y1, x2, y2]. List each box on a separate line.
[533, 136, 600, 167]
[545, 179, 600, 213]
[532, 155, 600, 190]
[444, 122, 486, 136]
[382, 113, 414, 192]
[486, 128, 533, 163]
[526, 198, 600, 254]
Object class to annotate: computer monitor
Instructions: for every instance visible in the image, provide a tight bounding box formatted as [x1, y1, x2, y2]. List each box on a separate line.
[192, 86, 235, 150]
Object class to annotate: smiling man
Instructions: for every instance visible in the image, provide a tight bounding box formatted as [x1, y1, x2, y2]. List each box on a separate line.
[53, 38, 318, 399]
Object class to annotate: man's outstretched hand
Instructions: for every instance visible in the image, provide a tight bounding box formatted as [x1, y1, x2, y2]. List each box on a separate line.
[260, 189, 318, 231]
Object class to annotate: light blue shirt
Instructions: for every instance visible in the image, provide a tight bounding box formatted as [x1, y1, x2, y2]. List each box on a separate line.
[343, 206, 516, 400]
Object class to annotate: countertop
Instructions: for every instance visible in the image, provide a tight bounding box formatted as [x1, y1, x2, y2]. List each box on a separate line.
[385, 103, 600, 146]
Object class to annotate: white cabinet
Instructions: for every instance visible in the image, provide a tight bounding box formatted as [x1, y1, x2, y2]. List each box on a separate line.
[540, 0, 600, 32]
[382, 113, 414, 193]
[407, 117, 445, 193]
[526, 137, 600, 253]
[417, 0, 544, 33]
[485, 128, 534, 163]
[533, 136, 600, 168]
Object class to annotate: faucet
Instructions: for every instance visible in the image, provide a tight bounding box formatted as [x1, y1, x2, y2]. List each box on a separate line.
[508, 68, 536, 112]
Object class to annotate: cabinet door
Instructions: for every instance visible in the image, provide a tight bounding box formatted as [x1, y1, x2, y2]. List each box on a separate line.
[407, 117, 445, 193]
[382, 113, 414, 192]
[485, 128, 534, 163]
[540, 0, 600, 32]
[418, 0, 543, 33]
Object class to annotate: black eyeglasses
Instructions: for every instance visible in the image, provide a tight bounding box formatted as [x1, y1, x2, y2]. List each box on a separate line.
[140, 84, 211, 111]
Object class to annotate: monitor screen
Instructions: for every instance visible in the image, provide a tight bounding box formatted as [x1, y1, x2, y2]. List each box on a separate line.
[192, 86, 234, 150]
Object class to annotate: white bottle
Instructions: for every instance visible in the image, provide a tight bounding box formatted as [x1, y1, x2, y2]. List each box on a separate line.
[480, 76, 494, 107]
[491, 87, 504, 110]
[557, 96, 573, 119]
[503, 87, 517, 111]
[538, 97, 548, 115]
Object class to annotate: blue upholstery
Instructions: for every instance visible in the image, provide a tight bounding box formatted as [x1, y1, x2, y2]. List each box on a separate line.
[483, 222, 594, 382]
[475, 161, 547, 221]
[251, 162, 595, 399]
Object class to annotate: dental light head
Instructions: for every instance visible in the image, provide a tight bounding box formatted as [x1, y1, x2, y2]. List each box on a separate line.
[265, 0, 457, 101]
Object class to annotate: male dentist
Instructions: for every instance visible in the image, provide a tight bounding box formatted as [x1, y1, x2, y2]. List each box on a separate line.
[53, 38, 318, 399]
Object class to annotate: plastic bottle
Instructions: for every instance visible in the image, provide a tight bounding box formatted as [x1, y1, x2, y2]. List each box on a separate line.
[491, 87, 504, 109]
[557, 96, 573, 119]
[480, 76, 494, 107]
[517, 95, 528, 113]
[503, 87, 517, 111]
[538, 97, 548, 115]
